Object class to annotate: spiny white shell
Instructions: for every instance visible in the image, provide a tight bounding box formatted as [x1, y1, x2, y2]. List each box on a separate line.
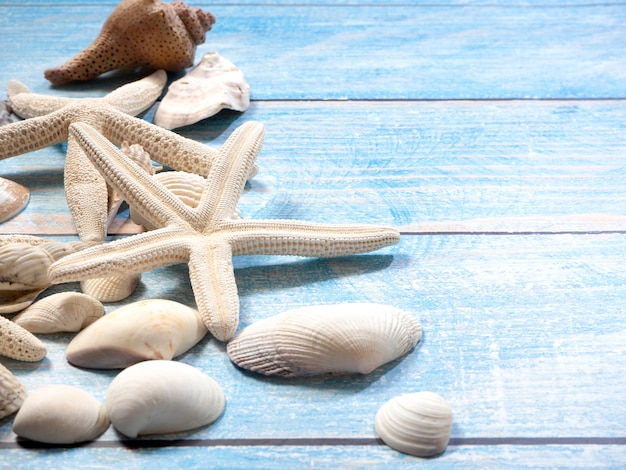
[0, 177, 29, 223]
[0, 362, 27, 419]
[375, 392, 453, 457]
[154, 52, 250, 129]
[226, 303, 422, 377]
[105, 360, 225, 438]
[66, 299, 208, 369]
[13, 292, 104, 333]
[12, 384, 109, 444]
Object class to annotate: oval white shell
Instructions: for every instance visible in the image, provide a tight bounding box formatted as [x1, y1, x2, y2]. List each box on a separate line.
[66, 299, 208, 369]
[12, 384, 109, 444]
[375, 392, 453, 457]
[0, 362, 26, 419]
[226, 303, 422, 377]
[154, 52, 250, 130]
[0, 177, 29, 223]
[13, 292, 104, 333]
[105, 360, 225, 438]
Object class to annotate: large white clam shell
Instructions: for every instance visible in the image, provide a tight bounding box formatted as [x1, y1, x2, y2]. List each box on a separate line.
[105, 360, 225, 438]
[226, 303, 422, 377]
[375, 392, 453, 457]
[66, 299, 208, 369]
[12, 384, 110, 444]
[13, 292, 104, 333]
[154, 52, 250, 130]
[0, 362, 27, 419]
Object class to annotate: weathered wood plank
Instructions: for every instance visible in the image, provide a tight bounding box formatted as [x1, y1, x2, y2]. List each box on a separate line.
[0, 3, 624, 99]
[2, 100, 625, 235]
[1, 233, 626, 466]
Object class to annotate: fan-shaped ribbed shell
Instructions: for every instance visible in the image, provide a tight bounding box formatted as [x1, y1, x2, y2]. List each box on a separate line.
[226, 303, 422, 377]
[12, 384, 110, 444]
[0, 177, 29, 223]
[80, 273, 142, 303]
[154, 52, 250, 129]
[105, 360, 225, 438]
[13, 292, 104, 334]
[375, 392, 453, 457]
[66, 299, 208, 369]
[0, 362, 27, 419]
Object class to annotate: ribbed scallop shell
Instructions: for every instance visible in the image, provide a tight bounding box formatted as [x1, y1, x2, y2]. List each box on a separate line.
[105, 360, 225, 438]
[13, 292, 104, 334]
[66, 299, 208, 369]
[0, 177, 29, 223]
[154, 52, 250, 129]
[12, 384, 110, 444]
[226, 303, 422, 377]
[0, 362, 27, 419]
[80, 273, 142, 303]
[375, 392, 453, 457]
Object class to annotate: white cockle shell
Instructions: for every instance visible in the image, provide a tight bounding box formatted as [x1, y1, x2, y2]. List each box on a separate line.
[12, 384, 110, 444]
[375, 392, 453, 457]
[154, 52, 250, 129]
[65, 299, 208, 369]
[105, 360, 225, 438]
[13, 292, 105, 334]
[0, 362, 27, 419]
[0, 177, 29, 224]
[226, 303, 422, 377]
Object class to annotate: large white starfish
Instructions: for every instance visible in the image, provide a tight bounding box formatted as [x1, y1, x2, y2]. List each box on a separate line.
[48, 121, 401, 341]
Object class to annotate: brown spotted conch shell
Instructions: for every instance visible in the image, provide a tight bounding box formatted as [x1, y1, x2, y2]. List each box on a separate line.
[44, 0, 216, 85]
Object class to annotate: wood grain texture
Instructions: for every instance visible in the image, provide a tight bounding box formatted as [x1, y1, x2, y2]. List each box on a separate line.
[1, 0, 625, 467]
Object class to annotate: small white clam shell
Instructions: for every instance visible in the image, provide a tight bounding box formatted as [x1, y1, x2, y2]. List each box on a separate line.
[0, 177, 29, 223]
[66, 299, 208, 369]
[226, 303, 422, 377]
[0, 362, 27, 419]
[154, 52, 250, 130]
[13, 292, 104, 333]
[80, 273, 142, 303]
[375, 392, 453, 457]
[12, 384, 109, 444]
[105, 360, 225, 438]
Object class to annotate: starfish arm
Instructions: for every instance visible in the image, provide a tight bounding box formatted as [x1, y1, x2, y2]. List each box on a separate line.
[7, 80, 75, 117]
[0, 110, 69, 160]
[69, 122, 198, 229]
[188, 238, 240, 341]
[223, 220, 401, 257]
[197, 121, 265, 224]
[48, 226, 191, 284]
[100, 110, 218, 175]
[102, 70, 167, 116]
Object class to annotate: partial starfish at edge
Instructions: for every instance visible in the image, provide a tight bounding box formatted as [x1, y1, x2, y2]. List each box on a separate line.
[48, 121, 401, 341]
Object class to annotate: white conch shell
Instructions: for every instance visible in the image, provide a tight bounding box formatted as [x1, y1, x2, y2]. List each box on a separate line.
[154, 52, 250, 129]
[66, 299, 208, 369]
[226, 303, 422, 377]
[0, 177, 29, 223]
[12, 384, 109, 444]
[375, 392, 453, 457]
[13, 292, 104, 333]
[130, 171, 240, 230]
[105, 360, 225, 438]
[0, 237, 88, 314]
[0, 362, 27, 419]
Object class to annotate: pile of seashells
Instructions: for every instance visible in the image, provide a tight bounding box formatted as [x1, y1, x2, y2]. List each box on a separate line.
[0, 0, 454, 459]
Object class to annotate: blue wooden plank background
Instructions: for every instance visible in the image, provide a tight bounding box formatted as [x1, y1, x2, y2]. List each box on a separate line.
[1, 0, 626, 467]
